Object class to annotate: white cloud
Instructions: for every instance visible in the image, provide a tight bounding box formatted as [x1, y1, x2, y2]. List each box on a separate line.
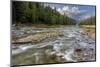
[56, 6, 88, 20]
[62, 6, 69, 11]
[57, 8, 64, 15]
[57, 6, 83, 15]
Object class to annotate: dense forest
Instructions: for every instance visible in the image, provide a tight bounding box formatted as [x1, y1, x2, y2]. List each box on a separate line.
[79, 16, 96, 25]
[12, 1, 77, 25]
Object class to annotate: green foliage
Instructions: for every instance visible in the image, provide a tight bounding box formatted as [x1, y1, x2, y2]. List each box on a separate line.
[12, 1, 76, 25]
[79, 16, 96, 25]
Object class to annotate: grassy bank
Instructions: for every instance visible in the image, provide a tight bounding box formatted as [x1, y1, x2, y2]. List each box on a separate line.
[80, 25, 96, 40]
[15, 23, 63, 28]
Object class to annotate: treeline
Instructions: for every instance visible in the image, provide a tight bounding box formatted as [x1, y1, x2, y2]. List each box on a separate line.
[12, 1, 76, 25]
[79, 16, 96, 25]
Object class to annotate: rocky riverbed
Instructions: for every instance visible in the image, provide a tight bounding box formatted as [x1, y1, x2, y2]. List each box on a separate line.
[11, 26, 96, 65]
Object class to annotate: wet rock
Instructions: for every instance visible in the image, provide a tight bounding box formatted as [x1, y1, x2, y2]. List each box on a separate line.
[33, 52, 46, 64]
[75, 49, 82, 52]
[74, 51, 85, 61]
[13, 32, 63, 44]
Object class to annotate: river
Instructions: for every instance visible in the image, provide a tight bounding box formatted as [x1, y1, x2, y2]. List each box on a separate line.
[11, 26, 96, 65]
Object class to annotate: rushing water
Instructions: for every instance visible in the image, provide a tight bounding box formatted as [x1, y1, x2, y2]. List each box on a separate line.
[12, 26, 96, 65]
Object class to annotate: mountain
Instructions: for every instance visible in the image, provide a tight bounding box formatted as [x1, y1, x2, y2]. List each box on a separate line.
[79, 16, 96, 25]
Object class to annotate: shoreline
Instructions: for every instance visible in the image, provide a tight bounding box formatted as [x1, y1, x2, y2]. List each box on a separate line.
[80, 25, 95, 40]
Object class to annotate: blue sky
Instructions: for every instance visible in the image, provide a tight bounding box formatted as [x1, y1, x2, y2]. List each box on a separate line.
[43, 3, 96, 21]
